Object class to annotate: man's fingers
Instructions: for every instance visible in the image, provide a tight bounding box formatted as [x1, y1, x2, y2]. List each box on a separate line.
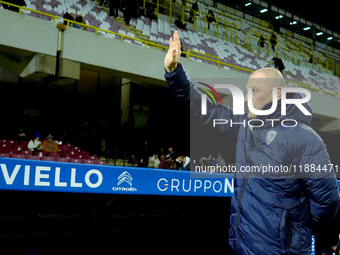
[174, 30, 181, 52]
[169, 37, 173, 48]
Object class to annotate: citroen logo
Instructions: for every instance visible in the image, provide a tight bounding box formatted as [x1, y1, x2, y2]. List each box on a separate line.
[117, 171, 133, 186]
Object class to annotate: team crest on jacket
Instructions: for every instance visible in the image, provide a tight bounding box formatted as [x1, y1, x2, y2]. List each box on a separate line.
[266, 131, 277, 145]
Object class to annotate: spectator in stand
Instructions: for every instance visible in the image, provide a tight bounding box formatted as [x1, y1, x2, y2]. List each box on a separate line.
[189, 1, 198, 23]
[170, 161, 177, 170]
[165, 154, 171, 166]
[259, 35, 265, 48]
[270, 33, 277, 51]
[181, 156, 191, 170]
[16, 127, 27, 143]
[272, 57, 285, 74]
[158, 154, 170, 169]
[166, 146, 177, 164]
[73, 12, 85, 29]
[109, 0, 120, 17]
[42, 134, 59, 153]
[216, 153, 226, 166]
[176, 155, 183, 169]
[28, 133, 42, 152]
[63, 10, 74, 25]
[122, 0, 138, 25]
[154, 154, 160, 168]
[198, 158, 205, 167]
[210, 155, 217, 166]
[145, 6, 157, 21]
[207, 10, 216, 29]
[2, 0, 26, 13]
[309, 54, 314, 64]
[175, 15, 187, 30]
[98, 0, 109, 7]
[148, 153, 155, 168]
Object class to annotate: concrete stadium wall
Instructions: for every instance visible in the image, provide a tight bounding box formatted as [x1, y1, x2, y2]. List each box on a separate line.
[0, 8, 58, 57]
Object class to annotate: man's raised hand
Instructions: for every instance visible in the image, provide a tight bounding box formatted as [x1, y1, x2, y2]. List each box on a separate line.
[164, 31, 181, 72]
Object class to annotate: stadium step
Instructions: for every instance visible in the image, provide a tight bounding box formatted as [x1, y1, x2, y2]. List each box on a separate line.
[134, 34, 149, 40]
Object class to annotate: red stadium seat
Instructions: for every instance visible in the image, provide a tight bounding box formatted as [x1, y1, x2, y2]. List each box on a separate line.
[33, 151, 46, 157]
[12, 145, 23, 154]
[27, 155, 41, 160]
[61, 153, 74, 159]
[42, 156, 56, 161]
[81, 151, 90, 156]
[73, 146, 81, 152]
[59, 148, 68, 155]
[20, 140, 29, 147]
[83, 159, 95, 164]
[49, 152, 60, 158]
[21, 150, 32, 156]
[69, 150, 78, 157]
[65, 142, 73, 147]
[11, 154, 27, 159]
[97, 160, 107, 165]
[57, 157, 70, 163]
[59, 145, 69, 152]
[88, 155, 98, 161]
[5, 149, 15, 155]
[76, 154, 87, 159]
[0, 153, 10, 158]
[7, 140, 18, 146]
[70, 158, 83, 164]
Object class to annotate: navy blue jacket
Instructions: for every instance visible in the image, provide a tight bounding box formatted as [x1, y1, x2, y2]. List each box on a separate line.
[165, 63, 340, 255]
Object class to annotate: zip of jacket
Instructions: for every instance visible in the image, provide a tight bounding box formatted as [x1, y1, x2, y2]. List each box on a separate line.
[237, 128, 262, 254]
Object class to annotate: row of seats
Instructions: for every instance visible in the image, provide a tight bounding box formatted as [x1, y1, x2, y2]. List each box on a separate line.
[2, 0, 331, 65]
[0, 138, 100, 161]
[2, 0, 339, 95]
[19, 0, 327, 65]
[183, 0, 333, 62]
[0, 152, 107, 164]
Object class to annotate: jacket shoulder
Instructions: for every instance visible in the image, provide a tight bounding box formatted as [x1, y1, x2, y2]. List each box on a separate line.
[283, 123, 326, 158]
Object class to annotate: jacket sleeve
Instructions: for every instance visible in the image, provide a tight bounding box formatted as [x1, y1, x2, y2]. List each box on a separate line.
[42, 141, 52, 153]
[53, 143, 59, 153]
[27, 140, 36, 150]
[164, 63, 246, 138]
[290, 129, 340, 230]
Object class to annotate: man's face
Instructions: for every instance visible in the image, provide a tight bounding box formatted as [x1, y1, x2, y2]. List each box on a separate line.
[245, 72, 278, 119]
[168, 147, 173, 153]
[47, 138, 52, 143]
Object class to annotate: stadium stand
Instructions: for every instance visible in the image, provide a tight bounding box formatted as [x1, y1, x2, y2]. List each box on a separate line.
[1, 0, 339, 97]
[0, 137, 107, 164]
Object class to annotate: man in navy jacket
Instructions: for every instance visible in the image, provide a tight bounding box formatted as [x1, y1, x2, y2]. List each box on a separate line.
[164, 31, 340, 254]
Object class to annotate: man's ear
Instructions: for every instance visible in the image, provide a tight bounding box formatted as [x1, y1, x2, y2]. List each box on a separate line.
[277, 87, 282, 101]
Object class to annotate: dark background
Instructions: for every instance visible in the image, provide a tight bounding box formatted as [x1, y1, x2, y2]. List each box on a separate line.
[0, 191, 232, 255]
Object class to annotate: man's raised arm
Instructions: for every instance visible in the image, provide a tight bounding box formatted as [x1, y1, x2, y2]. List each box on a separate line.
[163, 31, 246, 137]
